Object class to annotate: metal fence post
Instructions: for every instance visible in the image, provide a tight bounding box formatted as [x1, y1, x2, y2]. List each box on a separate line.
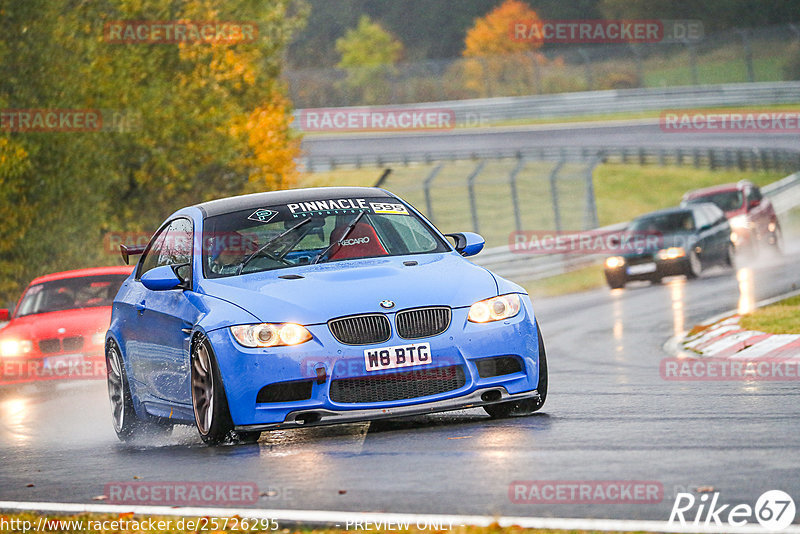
[584, 156, 602, 230]
[736, 29, 755, 83]
[423, 163, 443, 222]
[508, 157, 526, 232]
[684, 40, 699, 85]
[466, 160, 487, 234]
[578, 48, 593, 90]
[526, 52, 542, 94]
[548, 159, 565, 232]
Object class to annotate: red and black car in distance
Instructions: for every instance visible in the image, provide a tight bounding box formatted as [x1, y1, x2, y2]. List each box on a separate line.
[0, 266, 133, 386]
[682, 180, 782, 256]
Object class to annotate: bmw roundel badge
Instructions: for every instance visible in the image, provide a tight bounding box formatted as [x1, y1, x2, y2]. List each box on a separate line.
[380, 300, 395, 309]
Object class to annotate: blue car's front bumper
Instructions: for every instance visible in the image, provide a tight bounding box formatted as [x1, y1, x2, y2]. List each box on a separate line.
[206, 296, 542, 430]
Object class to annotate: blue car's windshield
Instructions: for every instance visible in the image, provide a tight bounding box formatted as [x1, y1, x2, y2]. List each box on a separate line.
[202, 197, 449, 278]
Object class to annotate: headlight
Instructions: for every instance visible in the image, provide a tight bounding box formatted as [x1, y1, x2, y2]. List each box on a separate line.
[0, 339, 33, 357]
[768, 221, 776, 232]
[230, 323, 312, 348]
[604, 256, 625, 269]
[657, 247, 685, 260]
[730, 215, 748, 229]
[91, 332, 106, 346]
[468, 294, 521, 323]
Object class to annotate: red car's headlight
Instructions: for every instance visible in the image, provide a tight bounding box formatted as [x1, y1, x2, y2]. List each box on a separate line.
[0, 339, 33, 357]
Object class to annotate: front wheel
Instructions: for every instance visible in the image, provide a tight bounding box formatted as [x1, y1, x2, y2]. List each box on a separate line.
[605, 272, 626, 289]
[191, 338, 260, 446]
[484, 332, 548, 418]
[770, 226, 783, 255]
[685, 250, 702, 279]
[725, 243, 736, 269]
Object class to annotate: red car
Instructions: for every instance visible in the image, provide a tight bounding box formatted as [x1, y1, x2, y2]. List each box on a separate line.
[682, 180, 781, 254]
[0, 266, 133, 386]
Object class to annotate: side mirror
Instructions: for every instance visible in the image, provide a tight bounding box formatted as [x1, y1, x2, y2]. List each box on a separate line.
[446, 232, 485, 257]
[0, 309, 9, 321]
[141, 265, 183, 291]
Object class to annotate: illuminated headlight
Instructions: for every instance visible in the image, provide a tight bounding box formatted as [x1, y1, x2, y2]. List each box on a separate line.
[604, 256, 625, 269]
[0, 339, 33, 357]
[657, 247, 686, 260]
[730, 215, 748, 229]
[230, 323, 312, 348]
[468, 294, 521, 323]
[768, 221, 776, 232]
[730, 232, 738, 243]
[91, 332, 106, 346]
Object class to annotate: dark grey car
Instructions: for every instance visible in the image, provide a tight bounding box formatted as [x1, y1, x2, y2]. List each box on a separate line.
[603, 203, 734, 289]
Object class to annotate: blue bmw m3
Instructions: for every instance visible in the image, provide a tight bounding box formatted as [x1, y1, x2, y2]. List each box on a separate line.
[106, 187, 547, 445]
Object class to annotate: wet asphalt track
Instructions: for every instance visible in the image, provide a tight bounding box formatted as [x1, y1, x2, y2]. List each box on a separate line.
[1, 247, 799, 522]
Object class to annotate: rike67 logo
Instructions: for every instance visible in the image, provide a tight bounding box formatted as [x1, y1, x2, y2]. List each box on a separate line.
[669, 490, 796, 531]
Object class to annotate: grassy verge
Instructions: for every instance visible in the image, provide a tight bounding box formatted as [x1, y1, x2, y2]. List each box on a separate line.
[0, 512, 658, 534]
[740, 295, 800, 335]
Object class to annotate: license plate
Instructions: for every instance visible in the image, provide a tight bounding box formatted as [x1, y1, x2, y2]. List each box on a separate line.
[627, 263, 657, 275]
[364, 343, 432, 372]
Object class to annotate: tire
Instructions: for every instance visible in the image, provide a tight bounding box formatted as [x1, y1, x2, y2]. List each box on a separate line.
[484, 331, 548, 418]
[191, 337, 260, 446]
[604, 272, 626, 289]
[106, 340, 172, 441]
[771, 226, 783, 255]
[685, 249, 702, 279]
[725, 243, 736, 269]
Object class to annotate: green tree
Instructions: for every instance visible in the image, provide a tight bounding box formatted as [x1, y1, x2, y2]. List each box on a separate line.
[335, 15, 404, 104]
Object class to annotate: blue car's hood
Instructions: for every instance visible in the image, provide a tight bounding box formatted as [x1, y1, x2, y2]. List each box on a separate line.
[198, 253, 499, 325]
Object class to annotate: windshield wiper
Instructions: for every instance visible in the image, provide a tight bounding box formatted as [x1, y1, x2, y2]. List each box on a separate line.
[312, 211, 365, 265]
[236, 218, 312, 275]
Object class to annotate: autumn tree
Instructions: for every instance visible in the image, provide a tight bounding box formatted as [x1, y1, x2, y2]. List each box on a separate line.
[0, 0, 306, 305]
[460, 0, 550, 97]
[335, 15, 404, 104]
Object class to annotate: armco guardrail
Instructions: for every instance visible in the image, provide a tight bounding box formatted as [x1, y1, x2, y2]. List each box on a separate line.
[303, 145, 800, 173]
[473, 172, 800, 281]
[295, 81, 800, 126]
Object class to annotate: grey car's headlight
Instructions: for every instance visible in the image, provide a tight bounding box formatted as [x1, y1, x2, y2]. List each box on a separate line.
[657, 247, 685, 260]
[230, 323, 312, 347]
[468, 294, 521, 323]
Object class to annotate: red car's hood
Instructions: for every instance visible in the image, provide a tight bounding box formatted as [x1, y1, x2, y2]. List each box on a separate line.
[0, 306, 112, 342]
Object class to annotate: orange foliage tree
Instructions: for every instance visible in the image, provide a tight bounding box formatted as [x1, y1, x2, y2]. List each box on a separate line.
[460, 0, 554, 97]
